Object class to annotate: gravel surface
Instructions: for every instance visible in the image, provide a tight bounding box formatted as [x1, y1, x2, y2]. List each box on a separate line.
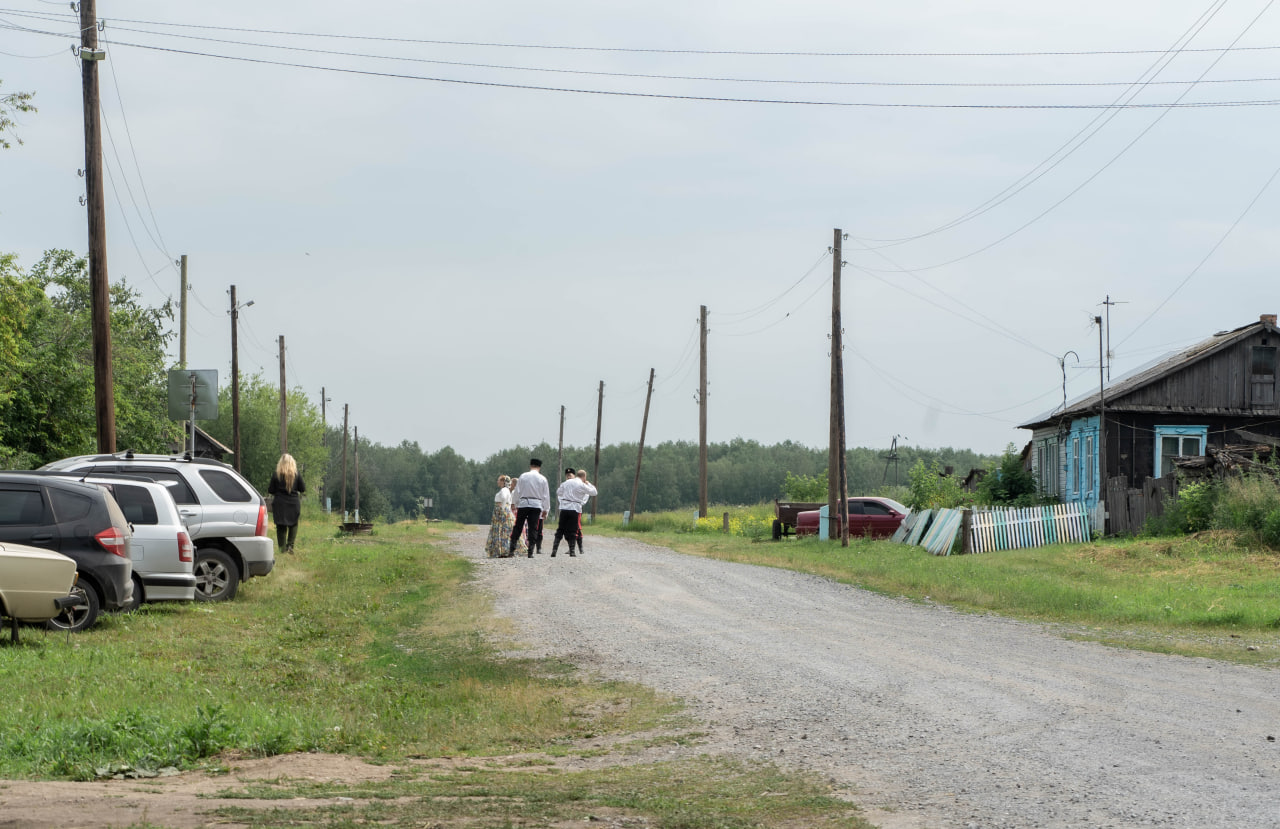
[451, 527, 1280, 829]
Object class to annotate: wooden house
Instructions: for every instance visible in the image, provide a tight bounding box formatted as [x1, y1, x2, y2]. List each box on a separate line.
[1019, 314, 1280, 526]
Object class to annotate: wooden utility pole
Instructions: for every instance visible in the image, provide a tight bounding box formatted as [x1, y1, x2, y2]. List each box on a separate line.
[1097, 315, 1106, 528]
[698, 305, 708, 518]
[230, 285, 242, 472]
[340, 404, 349, 516]
[178, 255, 188, 369]
[80, 0, 114, 452]
[320, 387, 331, 511]
[592, 380, 603, 521]
[834, 257, 850, 548]
[278, 335, 287, 454]
[354, 425, 361, 520]
[629, 368, 655, 519]
[557, 405, 565, 481]
[828, 230, 842, 540]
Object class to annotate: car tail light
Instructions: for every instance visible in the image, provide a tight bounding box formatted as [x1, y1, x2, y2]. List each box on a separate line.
[255, 503, 267, 537]
[95, 526, 127, 557]
[177, 531, 193, 563]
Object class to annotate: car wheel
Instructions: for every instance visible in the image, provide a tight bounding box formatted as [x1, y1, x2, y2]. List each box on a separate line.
[193, 548, 239, 602]
[118, 573, 144, 613]
[45, 583, 100, 632]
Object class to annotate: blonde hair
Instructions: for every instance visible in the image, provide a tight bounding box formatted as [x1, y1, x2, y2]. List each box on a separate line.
[275, 453, 298, 491]
[497, 474, 509, 487]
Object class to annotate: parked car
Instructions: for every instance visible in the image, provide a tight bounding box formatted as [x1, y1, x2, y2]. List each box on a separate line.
[80, 477, 195, 610]
[794, 497, 910, 539]
[41, 453, 274, 602]
[0, 541, 80, 638]
[0, 472, 134, 631]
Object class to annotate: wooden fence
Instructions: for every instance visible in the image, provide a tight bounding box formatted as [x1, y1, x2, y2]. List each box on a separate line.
[1104, 475, 1177, 535]
[968, 503, 1091, 554]
[893, 503, 1092, 555]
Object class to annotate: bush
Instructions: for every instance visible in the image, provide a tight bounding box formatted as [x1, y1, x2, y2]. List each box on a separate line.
[1169, 480, 1218, 533]
[905, 459, 971, 510]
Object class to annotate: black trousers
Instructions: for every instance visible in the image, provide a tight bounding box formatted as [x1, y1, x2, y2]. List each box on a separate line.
[511, 507, 543, 553]
[276, 523, 297, 550]
[553, 509, 580, 553]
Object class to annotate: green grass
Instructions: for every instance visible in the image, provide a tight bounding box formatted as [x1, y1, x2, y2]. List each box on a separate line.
[0, 517, 870, 828]
[590, 507, 1280, 665]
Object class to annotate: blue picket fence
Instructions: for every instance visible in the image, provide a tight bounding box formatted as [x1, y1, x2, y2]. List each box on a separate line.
[893, 503, 1091, 555]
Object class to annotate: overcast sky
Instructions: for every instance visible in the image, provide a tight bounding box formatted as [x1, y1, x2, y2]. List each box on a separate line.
[4, 1, 1279, 462]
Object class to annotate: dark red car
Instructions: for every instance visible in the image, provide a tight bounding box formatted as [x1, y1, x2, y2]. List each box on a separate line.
[794, 497, 910, 539]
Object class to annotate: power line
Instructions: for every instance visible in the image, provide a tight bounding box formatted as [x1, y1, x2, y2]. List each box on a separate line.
[1117, 157, 1280, 349]
[851, 0, 1230, 248]
[12, 22, 1280, 110]
[5, 7, 1280, 59]
[28, 19, 1280, 91]
[855, 0, 1277, 272]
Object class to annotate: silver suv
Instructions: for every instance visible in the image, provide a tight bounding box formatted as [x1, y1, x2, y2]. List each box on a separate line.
[41, 453, 274, 601]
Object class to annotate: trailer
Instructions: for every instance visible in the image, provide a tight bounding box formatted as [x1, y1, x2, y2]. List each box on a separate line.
[772, 499, 825, 540]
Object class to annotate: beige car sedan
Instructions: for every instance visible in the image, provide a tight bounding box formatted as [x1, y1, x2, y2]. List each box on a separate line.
[0, 541, 79, 640]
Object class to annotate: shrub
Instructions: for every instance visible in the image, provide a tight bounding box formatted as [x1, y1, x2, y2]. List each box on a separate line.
[1169, 480, 1218, 533]
[782, 471, 827, 502]
[905, 459, 971, 510]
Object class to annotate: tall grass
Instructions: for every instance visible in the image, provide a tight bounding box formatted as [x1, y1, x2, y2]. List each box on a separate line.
[0, 520, 674, 780]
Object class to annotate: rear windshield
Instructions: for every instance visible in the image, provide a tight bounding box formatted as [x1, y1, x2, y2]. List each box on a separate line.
[110, 483, 158, 525]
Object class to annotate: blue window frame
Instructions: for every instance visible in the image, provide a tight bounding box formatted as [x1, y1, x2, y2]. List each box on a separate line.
[1154, 425, 1207, 478]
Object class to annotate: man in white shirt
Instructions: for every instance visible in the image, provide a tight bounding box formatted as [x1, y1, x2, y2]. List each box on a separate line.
[510, 458, 550, 558]
[551, 468, 598, 557]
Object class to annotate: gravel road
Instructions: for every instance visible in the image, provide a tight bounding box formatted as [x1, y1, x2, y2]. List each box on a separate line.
[452, 527, 1280, 829]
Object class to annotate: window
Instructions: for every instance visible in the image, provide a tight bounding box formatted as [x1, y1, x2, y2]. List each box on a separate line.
[49, 487, 93, 522]
[1037, 439, 1060, 497]
[124, 468, 197, 505]
[1084, 435, 1094, 493]
[0, 489, 45, 525]
[1154, 425, 1208, 478]
[199, 469, 252, 503]
[109, 484, 158, 525]
[1252, 346, 1276, 406]
[1071, 438, 1080, 494]
[862, 501, 892, 516]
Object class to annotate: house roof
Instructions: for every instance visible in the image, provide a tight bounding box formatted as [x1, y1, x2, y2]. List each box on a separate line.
[1019, 315, 1279, 430]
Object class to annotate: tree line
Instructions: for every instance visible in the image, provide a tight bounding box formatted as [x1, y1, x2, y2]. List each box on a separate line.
[1, 249, 997, 521]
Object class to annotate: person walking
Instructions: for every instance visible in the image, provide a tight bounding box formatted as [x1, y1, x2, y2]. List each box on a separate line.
[509, 458, 549, 558]
[485, 475, 517, 557]
[507, 475, 527, 555]
[551, 467, 597, 557]
[267, 453, 306, 553]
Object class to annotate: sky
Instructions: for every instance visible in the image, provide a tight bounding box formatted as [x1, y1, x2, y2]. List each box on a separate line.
[4, 1, 1280, 463]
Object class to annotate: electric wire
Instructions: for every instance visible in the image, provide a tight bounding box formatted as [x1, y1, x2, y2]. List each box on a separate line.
[10, 23, 1280, 109]
[856, 0, 1277, 273]
[102, 31, 174, 261]
[4, 7, 1280, 59]
[717, 249, 829, 322]
[1116, 157, 1280, 349]
[33, 18, 1280, 91]
[717, 274, 832, 338]
[852, 0, 1229, 248]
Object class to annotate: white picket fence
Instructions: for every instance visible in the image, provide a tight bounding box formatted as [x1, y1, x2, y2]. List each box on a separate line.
[893, 503, 1092, 555]
[968, 503, 1091, 554]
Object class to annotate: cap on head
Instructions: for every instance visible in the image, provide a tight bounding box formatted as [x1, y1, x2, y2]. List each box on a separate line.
[565, 467, 575, 476]
[530, 458, 542, 468]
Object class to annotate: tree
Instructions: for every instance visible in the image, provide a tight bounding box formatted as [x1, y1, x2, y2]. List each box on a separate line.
[0, 250, 176, 467]
[204, 374, 326, 495]
[0, 82, 35, 149]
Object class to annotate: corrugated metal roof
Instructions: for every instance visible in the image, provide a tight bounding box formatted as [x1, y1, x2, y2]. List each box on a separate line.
[1019, 318, 1272, 429]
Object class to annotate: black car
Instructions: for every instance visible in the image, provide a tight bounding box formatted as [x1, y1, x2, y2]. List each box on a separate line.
[0, 473, 133, 631]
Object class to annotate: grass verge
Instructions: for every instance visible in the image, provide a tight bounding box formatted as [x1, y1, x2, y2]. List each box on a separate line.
[589, 508, 1280, 665]
[0, 517, 870, 828]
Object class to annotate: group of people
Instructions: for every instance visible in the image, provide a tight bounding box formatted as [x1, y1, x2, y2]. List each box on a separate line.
[484, 458, 597, 558]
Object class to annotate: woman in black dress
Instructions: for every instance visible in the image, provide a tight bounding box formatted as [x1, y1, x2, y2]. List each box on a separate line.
[267, 453, 306, 553]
